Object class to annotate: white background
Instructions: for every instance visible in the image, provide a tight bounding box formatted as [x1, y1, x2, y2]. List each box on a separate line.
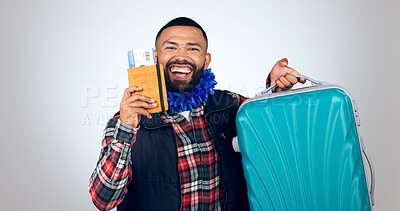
[1, 0, 399, 210]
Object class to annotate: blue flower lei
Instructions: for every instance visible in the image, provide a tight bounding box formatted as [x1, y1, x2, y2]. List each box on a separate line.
[167, 68, 217, 113]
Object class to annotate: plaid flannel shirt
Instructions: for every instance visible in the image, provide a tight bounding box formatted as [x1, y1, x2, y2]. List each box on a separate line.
[89, 92, 247, 211]
[162, 106, 223, 210]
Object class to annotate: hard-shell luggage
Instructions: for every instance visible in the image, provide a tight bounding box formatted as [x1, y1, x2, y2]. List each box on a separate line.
[236, 75, 375, 210]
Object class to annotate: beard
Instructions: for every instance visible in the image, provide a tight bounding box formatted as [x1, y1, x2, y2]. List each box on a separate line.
[164, 60, 205, 93]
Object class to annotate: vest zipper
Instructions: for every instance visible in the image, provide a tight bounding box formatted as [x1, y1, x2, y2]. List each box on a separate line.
[175, 131, 183, 211]
[204, 103, 235, 210]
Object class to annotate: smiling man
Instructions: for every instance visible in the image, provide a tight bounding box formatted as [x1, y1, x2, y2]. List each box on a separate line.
[89, 17, 305, 211]
[156, 25, 210, 93]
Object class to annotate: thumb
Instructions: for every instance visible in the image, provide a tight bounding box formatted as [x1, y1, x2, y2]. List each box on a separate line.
[279, 58, 288, 67]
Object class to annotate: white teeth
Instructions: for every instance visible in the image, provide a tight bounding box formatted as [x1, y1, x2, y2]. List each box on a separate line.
[171, 67, 191, 73]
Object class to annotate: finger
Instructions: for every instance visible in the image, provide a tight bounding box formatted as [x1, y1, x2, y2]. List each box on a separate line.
[274, 87, 283, 92]
[285, 66, 299, 74]
[126, 101, 157, 109]
[285, 68, 306, 84]
[134, 108, 153, 119]
[123, 86, 142, 101]
[279, 75, 292, 87]
[122, 86, 143, 100]
[124, 94, 155, 104]
[284, 73, 299, 84]
[276, 79, 285, 89]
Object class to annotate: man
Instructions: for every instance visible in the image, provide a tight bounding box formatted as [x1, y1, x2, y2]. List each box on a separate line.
[89, 17, 305, 211]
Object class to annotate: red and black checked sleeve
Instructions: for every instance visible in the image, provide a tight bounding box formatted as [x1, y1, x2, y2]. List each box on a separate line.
[229, 92, 249, 107]
[89, 116, 138, 211]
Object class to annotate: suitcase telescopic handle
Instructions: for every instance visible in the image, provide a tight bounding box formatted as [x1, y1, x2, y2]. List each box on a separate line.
[292, 75, 327, 86]
[257, 74, 328, 96]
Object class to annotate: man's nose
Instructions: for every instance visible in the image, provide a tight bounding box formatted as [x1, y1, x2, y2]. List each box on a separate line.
[175, 48, 188, 61]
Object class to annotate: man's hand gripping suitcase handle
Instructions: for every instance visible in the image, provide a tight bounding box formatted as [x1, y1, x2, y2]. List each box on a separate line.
[257, 75, 327, 96]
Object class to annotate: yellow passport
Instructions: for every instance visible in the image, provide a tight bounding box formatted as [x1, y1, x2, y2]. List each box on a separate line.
[127, 64, 169, 113]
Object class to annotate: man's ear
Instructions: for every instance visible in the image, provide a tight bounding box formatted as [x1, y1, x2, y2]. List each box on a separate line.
[204, 53, 211, 69]
[154, 49, 158, 63]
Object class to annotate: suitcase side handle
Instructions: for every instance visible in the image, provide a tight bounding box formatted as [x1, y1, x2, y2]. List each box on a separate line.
[360, 137, 376, 206]
[257, 74, 328, 96]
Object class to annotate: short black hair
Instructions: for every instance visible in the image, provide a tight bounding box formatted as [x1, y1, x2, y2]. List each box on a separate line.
[155, 17, 208, 47]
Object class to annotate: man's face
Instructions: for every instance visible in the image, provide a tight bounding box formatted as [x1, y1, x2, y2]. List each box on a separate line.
[155, 26, 211, 93]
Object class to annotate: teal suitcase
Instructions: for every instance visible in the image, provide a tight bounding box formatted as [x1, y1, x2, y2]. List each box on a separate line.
[236, 75, 375, 211]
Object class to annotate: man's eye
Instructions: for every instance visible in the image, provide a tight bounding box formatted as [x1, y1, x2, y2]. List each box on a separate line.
[166, 46, 175, 50]
[189, 48, 199, 51]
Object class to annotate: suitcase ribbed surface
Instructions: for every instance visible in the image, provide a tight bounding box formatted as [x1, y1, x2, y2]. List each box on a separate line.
[236, 87, 371, 211]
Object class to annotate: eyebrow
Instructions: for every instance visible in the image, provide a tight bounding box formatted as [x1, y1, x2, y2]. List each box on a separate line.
[163, 41, 203, 49]
[163, 41, 178, 46]
[187, 42, 202, 48]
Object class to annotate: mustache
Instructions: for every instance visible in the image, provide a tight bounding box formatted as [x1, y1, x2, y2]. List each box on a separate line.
[165, 60, 196, 71]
